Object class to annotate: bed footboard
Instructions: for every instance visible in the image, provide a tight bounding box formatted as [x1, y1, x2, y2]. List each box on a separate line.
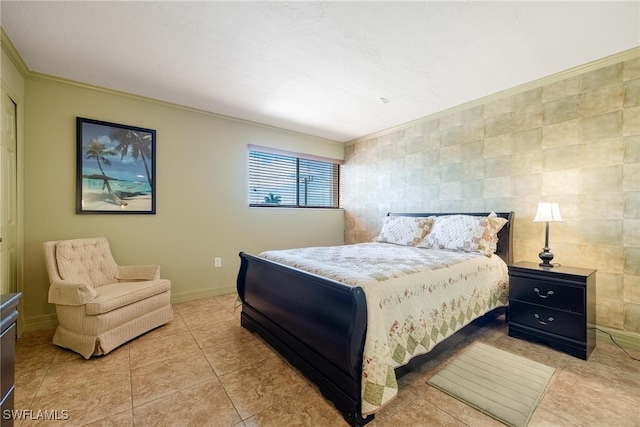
[237, 252, 373, 426]
[236, 211, 513, 426]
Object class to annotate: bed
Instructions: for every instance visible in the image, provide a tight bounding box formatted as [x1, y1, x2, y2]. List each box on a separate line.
[236, 211, 513, 426]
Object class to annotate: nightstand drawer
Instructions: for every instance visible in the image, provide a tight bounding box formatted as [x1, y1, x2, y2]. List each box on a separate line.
[510, 276, 584, 314]
[509, 301, 585, 341]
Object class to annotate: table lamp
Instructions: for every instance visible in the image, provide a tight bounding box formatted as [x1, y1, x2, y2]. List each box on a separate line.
[533, 202, 562, 267]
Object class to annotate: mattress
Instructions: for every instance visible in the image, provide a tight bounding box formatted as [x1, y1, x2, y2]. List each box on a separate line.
[259, 242, 509, 415]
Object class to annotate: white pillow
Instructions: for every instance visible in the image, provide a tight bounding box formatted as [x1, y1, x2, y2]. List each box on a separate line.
[417, 215, 485, 252]
[374, 216, 434, 246]
[476, 212, 509, 256]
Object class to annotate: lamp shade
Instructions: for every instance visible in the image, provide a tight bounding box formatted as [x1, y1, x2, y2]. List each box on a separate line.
[533, 202, 563, 222]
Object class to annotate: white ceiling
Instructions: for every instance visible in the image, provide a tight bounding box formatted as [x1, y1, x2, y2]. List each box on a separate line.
[2, 1, 639, 142]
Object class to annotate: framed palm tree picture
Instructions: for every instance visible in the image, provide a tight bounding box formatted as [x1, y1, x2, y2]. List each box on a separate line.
[76, 117, 156, 214]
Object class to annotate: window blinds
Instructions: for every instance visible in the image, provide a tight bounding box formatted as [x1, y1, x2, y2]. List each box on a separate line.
[248, 147, 340, 208]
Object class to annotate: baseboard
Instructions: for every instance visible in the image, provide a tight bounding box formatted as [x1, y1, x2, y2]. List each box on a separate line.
[22, 313, 58, 332]
[170, 285, 236, 304]
[596, 325, 640, 352]
[25, 293, 637, 352]
[21, 285, 237, 333]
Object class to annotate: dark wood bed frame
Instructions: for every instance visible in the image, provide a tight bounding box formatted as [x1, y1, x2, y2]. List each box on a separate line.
[237, 212, 514, 426]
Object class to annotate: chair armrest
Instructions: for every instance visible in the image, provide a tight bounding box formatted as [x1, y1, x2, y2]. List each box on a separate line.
[48, 280, 97, 306]
[116, 265, 161, 282]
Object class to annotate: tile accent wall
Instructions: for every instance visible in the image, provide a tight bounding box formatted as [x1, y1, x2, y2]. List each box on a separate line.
[343, 54, 640, 334]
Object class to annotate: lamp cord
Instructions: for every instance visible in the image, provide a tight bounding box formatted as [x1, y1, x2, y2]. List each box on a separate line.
[596, 328, 640, 362]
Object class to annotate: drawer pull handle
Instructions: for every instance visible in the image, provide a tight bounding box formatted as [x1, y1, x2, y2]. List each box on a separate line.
[533, 287, 554, 299]
[534, 313, 554, 325]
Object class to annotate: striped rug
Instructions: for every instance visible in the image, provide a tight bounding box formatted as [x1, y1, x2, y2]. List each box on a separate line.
[428, 342, 555, 427]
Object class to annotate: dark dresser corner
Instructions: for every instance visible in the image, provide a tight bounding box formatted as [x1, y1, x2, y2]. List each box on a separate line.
[508, 261, 596, 360]
[1, 293, 22, 427]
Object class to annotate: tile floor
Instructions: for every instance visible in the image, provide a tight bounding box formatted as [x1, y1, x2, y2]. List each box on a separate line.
[12, 293, 640, 426]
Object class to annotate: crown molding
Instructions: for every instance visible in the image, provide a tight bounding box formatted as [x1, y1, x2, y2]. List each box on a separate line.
[1, 27, 29, 76]
[347, 46, 640, 145]
[3, 25, 637, 148]
[0, 27, 342, 147]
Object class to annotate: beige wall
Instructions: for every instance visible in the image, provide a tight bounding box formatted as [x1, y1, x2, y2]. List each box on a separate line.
[22, 76, 344, 330]
[343, 50, 640, 335]
[5, 27, 639, 339]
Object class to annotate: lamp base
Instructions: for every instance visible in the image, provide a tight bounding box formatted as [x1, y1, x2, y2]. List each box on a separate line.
[538, 248, 554, 267]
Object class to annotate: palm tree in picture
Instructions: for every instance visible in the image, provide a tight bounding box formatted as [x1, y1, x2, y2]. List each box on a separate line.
[110, 128, 153, 189]
[84, 139, 127, 206]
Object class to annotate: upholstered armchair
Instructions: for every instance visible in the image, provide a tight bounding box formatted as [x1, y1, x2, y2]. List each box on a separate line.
[42, 237, 173, 359]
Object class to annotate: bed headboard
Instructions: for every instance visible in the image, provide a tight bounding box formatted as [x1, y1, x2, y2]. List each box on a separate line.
[388, 212, 514, 265]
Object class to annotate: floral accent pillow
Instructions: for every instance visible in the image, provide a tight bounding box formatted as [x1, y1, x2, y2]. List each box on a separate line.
[374, 216, 434, 246]
[417, 215, 486, 252]
[476, 212, 509, 256]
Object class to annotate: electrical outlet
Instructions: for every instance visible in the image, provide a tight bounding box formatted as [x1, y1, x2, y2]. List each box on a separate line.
[214, 257, 222, 268]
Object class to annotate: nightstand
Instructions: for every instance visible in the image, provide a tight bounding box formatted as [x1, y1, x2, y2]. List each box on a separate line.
[508, 261, 596, 360]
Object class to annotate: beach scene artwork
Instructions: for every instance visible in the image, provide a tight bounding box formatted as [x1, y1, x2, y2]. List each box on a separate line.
[77, 118, 156, 213]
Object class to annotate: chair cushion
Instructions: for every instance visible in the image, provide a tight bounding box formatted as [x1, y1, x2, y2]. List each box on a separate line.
[85, 279, 171, 315]
[55, 238, 119, 288]
[116, 265, 160, 281]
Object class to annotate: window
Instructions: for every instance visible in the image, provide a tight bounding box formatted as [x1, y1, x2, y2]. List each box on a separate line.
[248, 145, 341, 208]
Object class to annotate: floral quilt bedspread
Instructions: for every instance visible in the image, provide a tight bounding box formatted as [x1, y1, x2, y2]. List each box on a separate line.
[259, 242, 509, 416]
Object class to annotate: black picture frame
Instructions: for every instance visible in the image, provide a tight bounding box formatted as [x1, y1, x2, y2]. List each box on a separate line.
[76, 117, 156, 214]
